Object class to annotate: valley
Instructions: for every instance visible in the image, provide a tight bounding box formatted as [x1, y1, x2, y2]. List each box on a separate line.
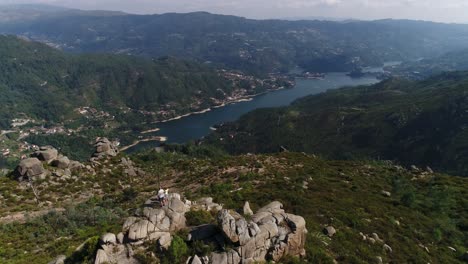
[0, 4, 467, 264]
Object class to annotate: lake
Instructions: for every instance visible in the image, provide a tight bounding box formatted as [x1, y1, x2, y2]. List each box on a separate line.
[127, 72, 380, 152]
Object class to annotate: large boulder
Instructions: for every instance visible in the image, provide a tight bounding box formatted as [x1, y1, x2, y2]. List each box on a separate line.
[168, 197, 187, 214]
[217, 210, 241, 243]
[15, 158, 45, 180]
[51, 156, 70, 169]
[257, 201, 284, 214]
[94, 249, 109, 264]
[92, 137, 119, 159]
[210, 250, 241, 264]
[100, 233, 117, 245]
[32, 146, 58, 163]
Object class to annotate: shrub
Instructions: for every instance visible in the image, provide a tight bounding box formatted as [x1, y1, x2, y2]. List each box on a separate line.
[65, 236, 100, 264]
[161, 235, 189, 264]
[401, 191, 416, 208]
[185, 210, 215, 226]
[190, 240, 215, 257]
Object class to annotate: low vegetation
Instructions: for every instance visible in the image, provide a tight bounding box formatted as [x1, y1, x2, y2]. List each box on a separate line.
[0, 147, 466, 263]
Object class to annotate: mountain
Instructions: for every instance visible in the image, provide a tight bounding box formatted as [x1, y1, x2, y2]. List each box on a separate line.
[0, 146, 467, 263]
[0, 4, 125, 23]
[205, 72, 468, 176]
[387, 48, 468, 79]
[2, 10, 468, 75]
[0, 35, 288, 130]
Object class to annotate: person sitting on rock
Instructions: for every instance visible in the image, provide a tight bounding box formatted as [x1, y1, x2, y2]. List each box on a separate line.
[158, 188, 167, 206]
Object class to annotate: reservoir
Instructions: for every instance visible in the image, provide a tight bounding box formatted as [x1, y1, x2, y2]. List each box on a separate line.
[128, 72, 380, 152]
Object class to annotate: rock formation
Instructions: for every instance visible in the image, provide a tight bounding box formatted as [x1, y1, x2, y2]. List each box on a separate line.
[92, 137, 119, 160]
[15, 157, 45, 181]
[202, 201, 308, 263]
[31, 146, 58, 163]
[90, 193, 307, 264]
[14, 146, 84, 181]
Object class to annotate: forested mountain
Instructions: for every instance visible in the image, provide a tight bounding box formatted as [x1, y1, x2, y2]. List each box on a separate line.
[205, 72, 468, 176]
[388, 49, 468, 79]
[0, 35, 235, 129]
[2, 7, 468, 75]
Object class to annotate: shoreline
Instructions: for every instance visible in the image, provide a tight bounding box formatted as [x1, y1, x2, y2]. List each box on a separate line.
[120, 136, 167, 152]
[152, 87, 286, 124]
[141, 128, 160, 134]
[123, 87, 289, 151]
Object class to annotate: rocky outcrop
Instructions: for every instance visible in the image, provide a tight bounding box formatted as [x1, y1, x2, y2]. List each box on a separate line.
[14, 146, 84, 181]
[92, 137, 119, 160]
[89, 194, 306, 264]
[51, 156, 70, 169]
[31, 146, 58, 163]
[210, 201, 307, 263]
[93, 193, 190, 264]
[188, 201, 307, 264]
[15, 158, 45, 181]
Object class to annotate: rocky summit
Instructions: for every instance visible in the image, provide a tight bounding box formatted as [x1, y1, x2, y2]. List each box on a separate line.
[14, 146, 84, 181]
[90, 192, 307, 264]
[92, 137, 120, 160]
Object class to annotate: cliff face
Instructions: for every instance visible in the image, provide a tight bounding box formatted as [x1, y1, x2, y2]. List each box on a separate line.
[91, 193, 307, 264]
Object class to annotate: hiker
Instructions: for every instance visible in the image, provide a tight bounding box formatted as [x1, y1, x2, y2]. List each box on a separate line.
[158, 188, 166, 206]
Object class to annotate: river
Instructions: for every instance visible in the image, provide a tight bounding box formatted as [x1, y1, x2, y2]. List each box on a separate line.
[127, 72, 381, 152]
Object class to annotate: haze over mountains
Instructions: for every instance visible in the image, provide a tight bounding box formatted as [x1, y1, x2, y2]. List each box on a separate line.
[2, 4, 468, 76]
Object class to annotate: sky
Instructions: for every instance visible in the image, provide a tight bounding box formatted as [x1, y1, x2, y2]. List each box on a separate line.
[1, 0, 468, 24]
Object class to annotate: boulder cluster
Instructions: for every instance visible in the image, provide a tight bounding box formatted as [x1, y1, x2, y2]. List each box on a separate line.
[93, 193, 307, 264]
[14, 146, 84, 181]
[199, 201, 308, 264]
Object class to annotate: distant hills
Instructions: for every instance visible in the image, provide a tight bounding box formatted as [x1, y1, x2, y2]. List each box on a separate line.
[0, 36, 234, 129]
[388, 49, 468, 79]
[206, 72, 468, 176]
[2, 6, 468, 75]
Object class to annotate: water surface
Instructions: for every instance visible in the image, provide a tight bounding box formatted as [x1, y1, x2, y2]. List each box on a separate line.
[128, 72, 380, 152]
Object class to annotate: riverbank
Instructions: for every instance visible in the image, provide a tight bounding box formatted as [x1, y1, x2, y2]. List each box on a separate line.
[141, 128, 160, 134]
[153, 87, 286, 125]
[120, 136, 168, 151]
[126, 72, 381, 151]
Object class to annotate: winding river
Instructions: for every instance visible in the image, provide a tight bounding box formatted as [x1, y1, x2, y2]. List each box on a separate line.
[127, 71, 381, 152]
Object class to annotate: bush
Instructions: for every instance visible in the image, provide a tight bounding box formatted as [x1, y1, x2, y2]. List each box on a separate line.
[190, 240, 215, 257]
[185, 210, 215, 226]
[401, 191, 416, 208]
[161, 235, 189, 264]
[65, 236, 100, 264]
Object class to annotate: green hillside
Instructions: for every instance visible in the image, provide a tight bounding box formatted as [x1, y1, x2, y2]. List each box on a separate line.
[0, 150, 466, 263]
[0, 35, 233, 128]
[388, 48, 468, 79]
[206, 72, 468, 176]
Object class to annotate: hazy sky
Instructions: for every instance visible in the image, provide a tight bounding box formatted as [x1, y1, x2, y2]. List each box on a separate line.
[2, 0, 468, 23]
